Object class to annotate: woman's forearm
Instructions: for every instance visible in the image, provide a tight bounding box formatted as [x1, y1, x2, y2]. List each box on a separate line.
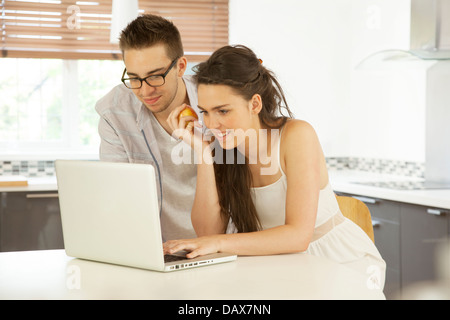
[216, 224, 311, 256]
[164, 224, 313, 258]
[191, 147, 226, 236]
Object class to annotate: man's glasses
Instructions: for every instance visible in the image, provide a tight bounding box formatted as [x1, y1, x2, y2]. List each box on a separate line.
[121, 58, 179, 89]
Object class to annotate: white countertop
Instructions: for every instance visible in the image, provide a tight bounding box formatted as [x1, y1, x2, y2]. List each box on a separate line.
[0, 249, 385, 300]
[1, 171, 449, 209]
[329, 170, 450, 210]
[0, 176, 57, 192]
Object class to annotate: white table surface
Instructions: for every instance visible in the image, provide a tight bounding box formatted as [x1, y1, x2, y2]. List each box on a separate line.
[0, 249, 385, 300]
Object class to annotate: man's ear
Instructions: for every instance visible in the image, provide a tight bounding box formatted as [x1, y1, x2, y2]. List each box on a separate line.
[177, 56, 188, 77]
[250, 94, 263, 115]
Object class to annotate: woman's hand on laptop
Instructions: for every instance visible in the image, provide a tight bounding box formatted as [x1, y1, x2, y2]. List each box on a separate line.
[163, 235, 222, 259]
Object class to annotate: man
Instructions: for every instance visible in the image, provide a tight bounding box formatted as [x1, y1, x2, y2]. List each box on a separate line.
[95, 14, 199, 241]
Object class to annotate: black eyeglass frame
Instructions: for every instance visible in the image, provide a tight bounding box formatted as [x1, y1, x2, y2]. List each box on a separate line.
[121, 58, 179, 89]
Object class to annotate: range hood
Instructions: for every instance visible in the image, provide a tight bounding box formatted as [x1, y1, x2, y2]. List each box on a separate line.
[354, 55, 450, 189]
[424, 60, 450, 187]
[412, 0, 450, 187]
[409, 0, 450, 59]
[348, 0, 450, 190]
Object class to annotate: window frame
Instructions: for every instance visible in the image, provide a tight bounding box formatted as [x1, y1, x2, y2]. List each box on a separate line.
[1, 0, 229, 62]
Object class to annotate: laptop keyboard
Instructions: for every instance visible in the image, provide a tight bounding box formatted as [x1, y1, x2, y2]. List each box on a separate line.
[164, 254, 186, 263]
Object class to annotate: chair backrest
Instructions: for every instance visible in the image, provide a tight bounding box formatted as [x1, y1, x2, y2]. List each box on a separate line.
[335, 195, 375, 243]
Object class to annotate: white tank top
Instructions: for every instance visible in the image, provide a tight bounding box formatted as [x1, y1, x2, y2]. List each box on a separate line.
[250, 127, 340, 230]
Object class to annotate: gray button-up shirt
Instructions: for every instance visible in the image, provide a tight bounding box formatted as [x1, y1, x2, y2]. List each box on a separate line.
[95, 75, 199, 240]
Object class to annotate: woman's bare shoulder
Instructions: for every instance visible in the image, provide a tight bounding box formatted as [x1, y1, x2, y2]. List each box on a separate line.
[281, 119, 318, 145]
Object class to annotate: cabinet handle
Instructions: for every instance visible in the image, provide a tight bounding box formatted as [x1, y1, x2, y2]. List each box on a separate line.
[372, 220, 381, 228]
[427, 209, 446, 216]
[26, 193, 59, 199]
[353, 196, 378, 205]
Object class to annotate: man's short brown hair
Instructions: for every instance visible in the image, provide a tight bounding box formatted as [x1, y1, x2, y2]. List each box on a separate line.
[119, 14, 184, 60]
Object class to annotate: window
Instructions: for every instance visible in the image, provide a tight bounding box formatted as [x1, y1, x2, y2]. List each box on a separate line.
[0, 58, 65, 145]
[0, 58, 124, 157]
[0, 0, 229, 158]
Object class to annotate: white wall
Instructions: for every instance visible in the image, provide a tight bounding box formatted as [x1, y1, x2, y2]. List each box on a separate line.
[229, 0, 427, 162]
[348, 57, 431, 162]
[229, 0, 353, 157]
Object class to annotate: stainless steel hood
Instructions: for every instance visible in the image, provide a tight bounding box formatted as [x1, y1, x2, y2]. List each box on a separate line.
[409, 0, 450, 59]
[353, 57, 450, 190]
[424, 60, 450, 186]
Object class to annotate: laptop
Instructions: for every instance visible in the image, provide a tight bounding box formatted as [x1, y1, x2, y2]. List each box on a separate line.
[55, 160, 237, 272]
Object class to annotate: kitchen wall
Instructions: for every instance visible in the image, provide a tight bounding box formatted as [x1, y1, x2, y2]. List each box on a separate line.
[230, 0, 354, 157]
[2, 1, 433, 178]
[229, 0, 428, 175]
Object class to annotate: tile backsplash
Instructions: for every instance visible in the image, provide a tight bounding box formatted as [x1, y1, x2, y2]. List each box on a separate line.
[0, 158, 425, 179]
[326, 157, 425, 178]
[0, 160, 56, 177]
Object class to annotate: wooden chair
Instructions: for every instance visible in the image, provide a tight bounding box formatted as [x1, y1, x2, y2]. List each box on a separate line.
[335, 195, 375, 243]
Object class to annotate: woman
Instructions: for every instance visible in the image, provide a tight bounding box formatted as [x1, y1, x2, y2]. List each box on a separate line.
[165, 45, 385, 288]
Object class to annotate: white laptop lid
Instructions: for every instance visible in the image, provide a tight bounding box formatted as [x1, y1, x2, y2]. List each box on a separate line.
[55, 160, 166, 271]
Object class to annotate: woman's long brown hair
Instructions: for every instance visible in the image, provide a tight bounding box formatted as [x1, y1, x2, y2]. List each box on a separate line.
[194, 45, 294, 233]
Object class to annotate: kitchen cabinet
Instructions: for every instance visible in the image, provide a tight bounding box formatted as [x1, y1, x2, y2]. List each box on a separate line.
[0, 191, 64, 252]
[336, 193, 401, 298]
[400, 203, 449, 287]
[364, 197, 401, 299]
[336, 191, 449, 298]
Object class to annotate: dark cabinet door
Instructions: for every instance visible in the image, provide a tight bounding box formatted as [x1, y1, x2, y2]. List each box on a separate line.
[400, 203, 449, 287]
[335, 190, 450, 299]
[354, 196, 401, 299]
[0, 192, 64, 252]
